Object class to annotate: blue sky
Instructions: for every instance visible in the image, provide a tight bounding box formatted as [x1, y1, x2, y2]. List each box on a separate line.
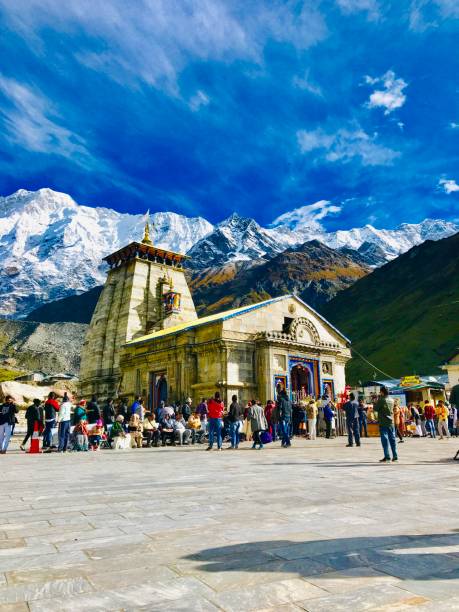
[0, 0, 458, 229]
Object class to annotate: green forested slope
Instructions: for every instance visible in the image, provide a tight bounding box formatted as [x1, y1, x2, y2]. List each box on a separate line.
[320, 233, 459, 384]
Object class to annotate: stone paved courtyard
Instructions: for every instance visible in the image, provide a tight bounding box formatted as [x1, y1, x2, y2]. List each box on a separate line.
[1, 436, 459, 611]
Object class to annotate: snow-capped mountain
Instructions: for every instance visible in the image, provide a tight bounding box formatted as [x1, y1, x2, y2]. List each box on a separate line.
[0, 188, 213, 317]
[322, 220, 459, 258]
[0, 188, 457, 318]
[270, 206, 459, 259]
[188, 209, 458, 270]
[187, 213, 283, 269]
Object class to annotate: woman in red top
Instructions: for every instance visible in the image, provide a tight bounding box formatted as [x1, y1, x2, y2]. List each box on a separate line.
[424, 400, 436, 438]
[264, 400, 275, 438]
[206, 392, 224, 451]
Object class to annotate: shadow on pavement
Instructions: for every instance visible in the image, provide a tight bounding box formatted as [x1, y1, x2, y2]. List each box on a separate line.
[183, 533, 459, 581]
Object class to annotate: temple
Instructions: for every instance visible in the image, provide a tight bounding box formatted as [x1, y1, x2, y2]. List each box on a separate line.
[80, 222, 352, 405]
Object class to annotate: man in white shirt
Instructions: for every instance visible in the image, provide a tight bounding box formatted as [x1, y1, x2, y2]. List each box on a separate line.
[58, 394, 73, 452]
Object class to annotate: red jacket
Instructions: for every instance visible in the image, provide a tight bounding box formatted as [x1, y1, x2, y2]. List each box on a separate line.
[207, 399, 224, 419]
[424, 404, 435, 420]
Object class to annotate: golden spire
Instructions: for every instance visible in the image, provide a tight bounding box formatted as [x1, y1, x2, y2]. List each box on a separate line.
[142, 210, 153, 246]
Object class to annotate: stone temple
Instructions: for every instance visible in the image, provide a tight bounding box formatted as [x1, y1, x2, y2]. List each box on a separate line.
[79, 221, 351, 408]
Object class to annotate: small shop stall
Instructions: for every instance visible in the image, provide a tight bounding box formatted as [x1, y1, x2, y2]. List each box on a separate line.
[352, 380, 397, 437]
[389, 376, 446, 406]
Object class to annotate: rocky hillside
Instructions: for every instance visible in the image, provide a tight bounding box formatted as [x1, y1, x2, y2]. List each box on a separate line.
[0, 319, 87, 374]
[189, 240, 370, 315]
[320, 232, 459, 384]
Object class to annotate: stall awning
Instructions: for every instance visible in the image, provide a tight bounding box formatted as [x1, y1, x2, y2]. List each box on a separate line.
[389, 382, 445, 394]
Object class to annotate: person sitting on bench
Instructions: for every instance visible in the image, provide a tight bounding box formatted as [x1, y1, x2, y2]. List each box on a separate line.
[110, 415, 130, 450]
[160, 414, 175, 446]
[173, 413, 191, 445]
[128, 413, 143, 448]
[188, 411, 205, 444]
[143, 412, 160, 447]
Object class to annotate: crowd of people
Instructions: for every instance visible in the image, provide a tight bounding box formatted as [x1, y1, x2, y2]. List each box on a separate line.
[0, 386, 457, 458]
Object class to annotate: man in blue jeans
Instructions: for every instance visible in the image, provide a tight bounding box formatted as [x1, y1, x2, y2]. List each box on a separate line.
[278, 390, 293, 447]
[206, 392, 224, 451]
[375, 386, 398, 462]
[228, 395, 242, 449]
[58, 395, 72, 452]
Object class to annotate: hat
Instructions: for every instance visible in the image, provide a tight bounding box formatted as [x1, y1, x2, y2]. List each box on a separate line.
[78, 399, 87, 406]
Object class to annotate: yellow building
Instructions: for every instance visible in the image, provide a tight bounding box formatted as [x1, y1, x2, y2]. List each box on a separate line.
[442, 349, 459, 391]
[80, 223, 352, 407]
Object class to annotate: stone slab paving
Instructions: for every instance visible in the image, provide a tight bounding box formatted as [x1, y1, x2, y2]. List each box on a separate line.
[0, 436, 458, 611]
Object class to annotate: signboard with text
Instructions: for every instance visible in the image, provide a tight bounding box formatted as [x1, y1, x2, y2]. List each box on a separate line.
[400, 375, 421, 387]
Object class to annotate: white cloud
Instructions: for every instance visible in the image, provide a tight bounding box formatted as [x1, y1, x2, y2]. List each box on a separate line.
[0, 74, 91, 164]
[450, 121, 459, 129]
[297, 124, 399, 166]
[336, 0, 380, 19]
[189, 90, 210, 112]
[439, 178, 459, 194]
[365, 70, 407, 115]
[0, 0, 327, 92]
[271, 200, 342, 231]
[409, 0, 459, 31]
[292, 70, 323, 97]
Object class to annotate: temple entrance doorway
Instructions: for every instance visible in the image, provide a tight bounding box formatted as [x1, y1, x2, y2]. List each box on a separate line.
[290, 364, 311, 403]
[148, 371, 168, 412]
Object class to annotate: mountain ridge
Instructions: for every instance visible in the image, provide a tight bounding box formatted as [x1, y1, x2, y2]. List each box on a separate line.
[1, 187, 457, 317]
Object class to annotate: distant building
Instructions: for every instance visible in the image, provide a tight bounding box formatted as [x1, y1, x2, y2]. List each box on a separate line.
[41, 373, 76, 385]
[80, 220, 352, 405]
[441, 349, 459, 390]
[15, 371, 47, 383]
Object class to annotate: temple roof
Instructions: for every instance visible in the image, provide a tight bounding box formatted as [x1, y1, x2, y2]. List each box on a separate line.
[103, 241, 189, 267]
[125, 294, 350, 346]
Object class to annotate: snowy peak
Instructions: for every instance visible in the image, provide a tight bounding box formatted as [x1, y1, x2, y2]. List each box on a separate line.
[188, 212, 281, 269]
[0, 188, 213, 317]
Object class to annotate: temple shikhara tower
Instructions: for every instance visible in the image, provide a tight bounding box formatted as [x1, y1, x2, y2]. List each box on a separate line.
[80, 220, 351, 407]
[79, 218, 197, 398]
